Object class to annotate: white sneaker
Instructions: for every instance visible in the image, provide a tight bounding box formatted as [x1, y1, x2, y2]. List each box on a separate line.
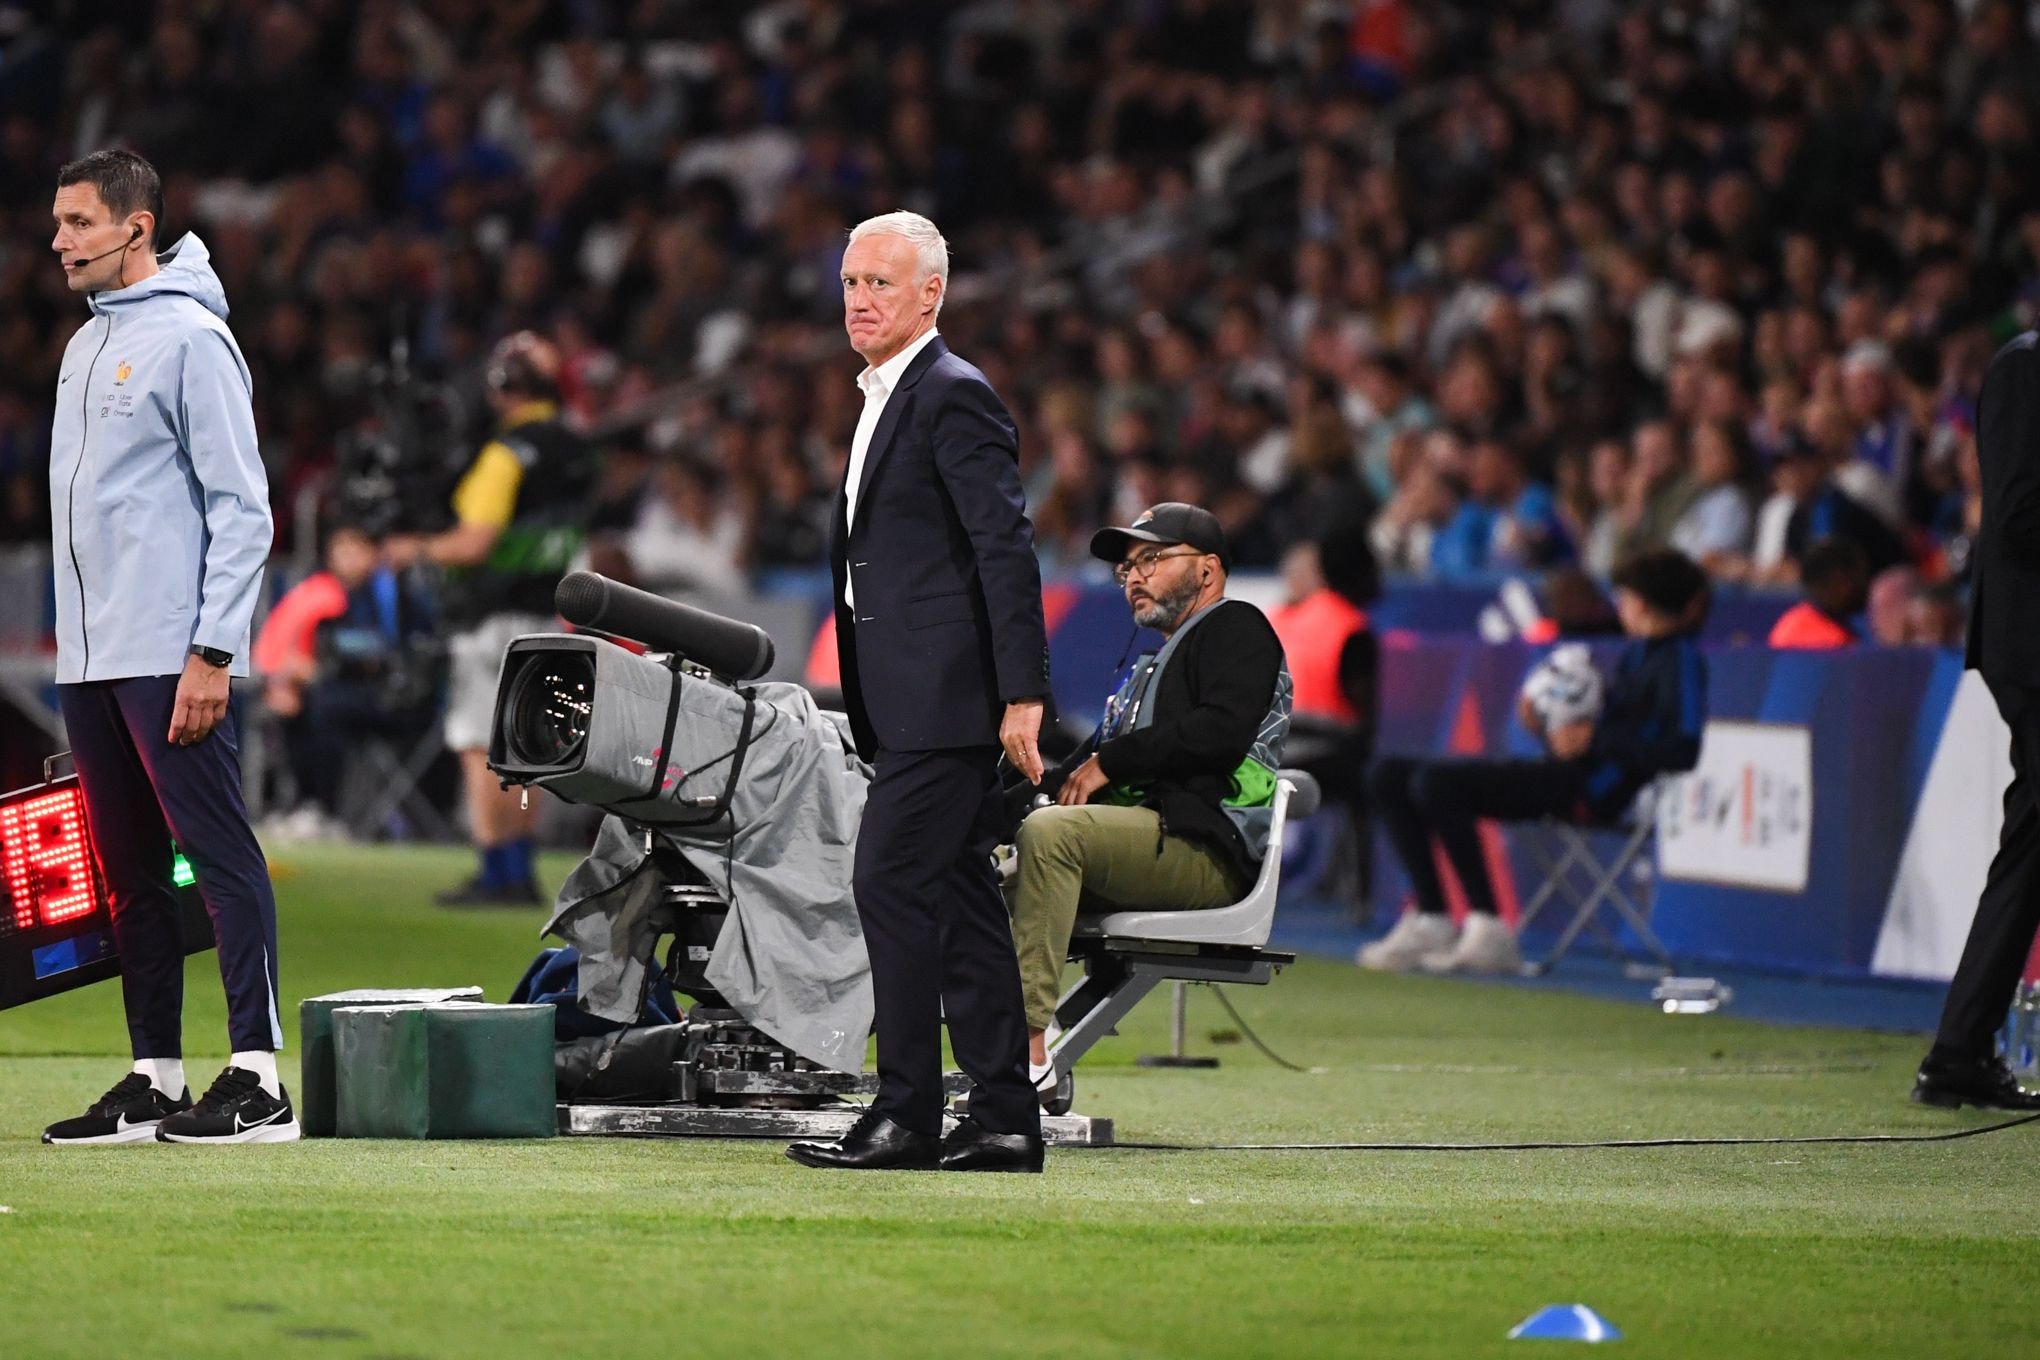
[1419, 912, 1523, 975]
[1356, 911, 1458, 971]
[1028, 1022, 1063, 1090]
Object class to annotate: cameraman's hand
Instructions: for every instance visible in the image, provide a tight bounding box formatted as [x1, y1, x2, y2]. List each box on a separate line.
[169, 655, 230, 746]
[1056, 755, 1109, 806]
[1547, 720, 1594, 760]
[382, 534, 423, 570]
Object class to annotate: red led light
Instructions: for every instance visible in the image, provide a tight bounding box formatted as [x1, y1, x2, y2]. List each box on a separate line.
[0, 788, 98, 929]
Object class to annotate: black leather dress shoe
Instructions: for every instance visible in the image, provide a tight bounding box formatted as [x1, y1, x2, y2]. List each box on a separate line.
[938, 1117, 1045, 1173]
[785, 1111, 940, 1170]
[1911, 1055, 2040, 1111]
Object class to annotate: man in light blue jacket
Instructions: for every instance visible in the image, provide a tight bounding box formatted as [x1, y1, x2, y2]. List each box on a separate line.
[39, 150, 298, 1146]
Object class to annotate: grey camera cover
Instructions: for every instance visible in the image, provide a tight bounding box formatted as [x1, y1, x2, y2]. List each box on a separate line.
[543, 679, 873, 1073]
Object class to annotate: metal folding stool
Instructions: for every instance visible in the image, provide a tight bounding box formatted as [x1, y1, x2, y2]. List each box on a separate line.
[340, 719, 456, 841]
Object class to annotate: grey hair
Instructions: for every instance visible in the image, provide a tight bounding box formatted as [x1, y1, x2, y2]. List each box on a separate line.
[847, 210, 949, 316]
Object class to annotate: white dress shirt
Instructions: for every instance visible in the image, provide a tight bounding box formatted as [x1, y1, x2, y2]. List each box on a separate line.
[843, 327, 940, 607]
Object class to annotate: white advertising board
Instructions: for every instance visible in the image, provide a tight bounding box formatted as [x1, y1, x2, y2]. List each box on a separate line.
[1655, 721, 1813, 894]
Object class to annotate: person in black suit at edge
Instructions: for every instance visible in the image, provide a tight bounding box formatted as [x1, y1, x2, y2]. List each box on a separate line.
[1914, 332, 2040, 1110]
[786, 211, 1053, 1172]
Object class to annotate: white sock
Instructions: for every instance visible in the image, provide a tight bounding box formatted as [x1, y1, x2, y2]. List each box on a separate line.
[132, 1057, 185, 1099]
[231, 1050, 281, 1099]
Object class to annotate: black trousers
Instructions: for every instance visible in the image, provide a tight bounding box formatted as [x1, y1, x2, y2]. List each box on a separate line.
[853, 743, 1039, 1138]
[58, 676, 281, 1057]
[1930, 677, 2040, 1063]
[1370, 755, 1589, 917]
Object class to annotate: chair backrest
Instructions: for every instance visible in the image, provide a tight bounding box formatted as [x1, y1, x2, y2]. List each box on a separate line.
[1090, 770, 1313, 950]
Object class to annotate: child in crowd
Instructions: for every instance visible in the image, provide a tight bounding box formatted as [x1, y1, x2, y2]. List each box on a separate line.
[1361, 550, 1711, 974]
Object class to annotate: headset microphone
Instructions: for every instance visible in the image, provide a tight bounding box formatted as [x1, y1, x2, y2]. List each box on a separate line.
[67, 225, 140, 271]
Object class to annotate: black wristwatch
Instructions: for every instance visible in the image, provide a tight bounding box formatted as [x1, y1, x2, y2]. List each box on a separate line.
[190, 645, 233, 669]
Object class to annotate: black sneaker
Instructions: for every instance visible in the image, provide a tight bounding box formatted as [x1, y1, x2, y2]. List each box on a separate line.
[42, 1072, 192, 1145]
[433, 875, 542, 908]
[155, 1067, 301, 1144]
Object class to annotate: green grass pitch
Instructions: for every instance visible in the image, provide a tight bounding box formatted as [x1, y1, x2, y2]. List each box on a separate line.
[1, 843, 2034, 1359]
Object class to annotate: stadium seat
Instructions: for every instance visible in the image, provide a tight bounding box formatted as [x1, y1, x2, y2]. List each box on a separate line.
[1514, 776, 1675, 977]
[1043, 771, 1319, 1102]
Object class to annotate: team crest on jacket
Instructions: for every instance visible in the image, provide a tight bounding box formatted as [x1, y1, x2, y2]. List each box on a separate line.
[114, 361, 132, 384]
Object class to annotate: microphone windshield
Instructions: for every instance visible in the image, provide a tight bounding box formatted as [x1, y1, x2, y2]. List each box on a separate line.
[554, 572, 776, 680]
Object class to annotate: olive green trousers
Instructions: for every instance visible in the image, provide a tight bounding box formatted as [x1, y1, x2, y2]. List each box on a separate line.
[1005, 804, 1238, 1031]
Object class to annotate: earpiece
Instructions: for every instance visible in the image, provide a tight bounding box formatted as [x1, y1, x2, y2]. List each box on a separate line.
[128, 224, 142, 243]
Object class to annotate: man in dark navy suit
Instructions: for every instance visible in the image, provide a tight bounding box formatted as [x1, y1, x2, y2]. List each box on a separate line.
[1914, 331, 2040, 1111]
[787, 211, 1052, 1173]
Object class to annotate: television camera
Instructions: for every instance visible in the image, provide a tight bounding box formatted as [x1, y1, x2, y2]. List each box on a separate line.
[331, 332, 469, 541]
[488, 573, 902, 1136]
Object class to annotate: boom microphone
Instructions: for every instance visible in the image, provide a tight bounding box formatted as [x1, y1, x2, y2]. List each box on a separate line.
[555, 572, 775, 681]
[68, 225, 141, 270]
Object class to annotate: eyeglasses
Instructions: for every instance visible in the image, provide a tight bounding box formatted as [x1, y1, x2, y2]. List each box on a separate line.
[1113, 547, 1201, 585]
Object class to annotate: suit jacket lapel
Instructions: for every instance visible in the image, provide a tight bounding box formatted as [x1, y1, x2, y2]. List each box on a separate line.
[845, 335, 948, 538]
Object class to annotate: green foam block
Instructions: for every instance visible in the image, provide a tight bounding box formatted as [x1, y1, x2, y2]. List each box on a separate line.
[299, 988, 484, 1137]
[332, 1002, 557, 1140]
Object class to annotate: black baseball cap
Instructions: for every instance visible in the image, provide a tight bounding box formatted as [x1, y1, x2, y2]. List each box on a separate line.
[1090, 502, 1231, 570]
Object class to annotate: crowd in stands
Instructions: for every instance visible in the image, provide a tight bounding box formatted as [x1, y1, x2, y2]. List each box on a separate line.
[3, 0, 2032, 647]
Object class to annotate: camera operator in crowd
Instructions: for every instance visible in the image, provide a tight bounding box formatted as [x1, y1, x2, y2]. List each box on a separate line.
[387, 331, 594, 905]
[253, 519, 437, 837]
[1005, 504, 1291, 1103]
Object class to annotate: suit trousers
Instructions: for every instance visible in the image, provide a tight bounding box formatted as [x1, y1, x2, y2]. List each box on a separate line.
[1930, 677, 2040, 1062]
[853, 743, 1040, 1138]
[58, 676, 282, 1057]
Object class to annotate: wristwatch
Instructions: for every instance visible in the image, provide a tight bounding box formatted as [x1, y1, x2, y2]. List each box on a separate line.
[190, 645, 233, 669]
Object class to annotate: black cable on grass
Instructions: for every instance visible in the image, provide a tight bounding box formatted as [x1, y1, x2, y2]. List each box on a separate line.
[1164, 988, 2015, 1149]
[1207, 985, 1310, 1073]
[1099, 1111, 2040, 1152]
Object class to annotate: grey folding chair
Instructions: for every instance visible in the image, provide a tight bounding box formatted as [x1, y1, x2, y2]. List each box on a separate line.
[1514, 776, 1675, 977]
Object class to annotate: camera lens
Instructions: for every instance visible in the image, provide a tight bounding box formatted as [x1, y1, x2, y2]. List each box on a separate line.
[508, 652, 596, 767]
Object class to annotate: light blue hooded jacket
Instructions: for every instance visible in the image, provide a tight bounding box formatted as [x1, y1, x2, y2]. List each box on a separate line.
[49, 233, 271, 683]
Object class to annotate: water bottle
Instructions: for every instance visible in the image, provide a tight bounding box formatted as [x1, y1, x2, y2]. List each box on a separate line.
[1651, 976, 1731, 1015]
[2003, 983, 2040, 1083]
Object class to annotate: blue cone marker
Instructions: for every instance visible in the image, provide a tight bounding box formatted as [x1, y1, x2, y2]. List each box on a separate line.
[1508, 1305, 1623, 1342]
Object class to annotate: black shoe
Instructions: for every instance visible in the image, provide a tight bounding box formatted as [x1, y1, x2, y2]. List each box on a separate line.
[785, 1110, 939, 1170]
[1911, 1054, 2040, 1111]
[938, 1116, 1045, 1173]
[156, 1067, 301, 1143]
[433, 876, 542, 908]
[42, 1072, 192, 1145]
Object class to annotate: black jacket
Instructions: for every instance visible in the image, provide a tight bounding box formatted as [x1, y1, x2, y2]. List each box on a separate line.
[1580, 633, 1707, 818]
[1038, 598, 1285, 888]
[829, 336, 1051, 757]
[1967, 330, 2040, 687]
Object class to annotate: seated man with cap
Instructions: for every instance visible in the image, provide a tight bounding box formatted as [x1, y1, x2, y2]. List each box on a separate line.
[1005, 503, 1291, 1102]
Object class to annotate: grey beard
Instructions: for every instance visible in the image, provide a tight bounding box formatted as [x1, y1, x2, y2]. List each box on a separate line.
[1132, 575, 1202, 632]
